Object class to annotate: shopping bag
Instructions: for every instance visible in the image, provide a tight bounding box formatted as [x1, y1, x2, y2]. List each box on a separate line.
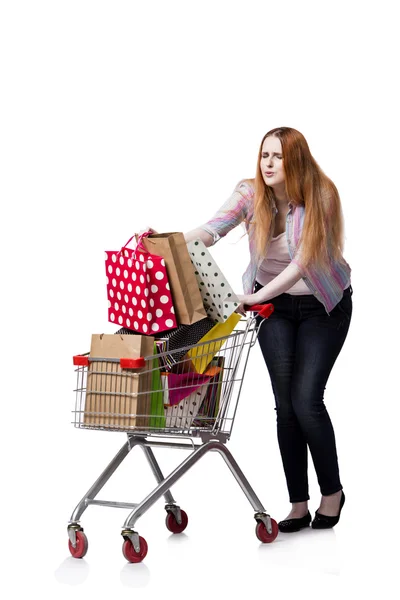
[187, 239, 240, 323]
[141, 232, 207, 325]
[163, 379, 209, 429]
[105, 233, 177, 335]
[84, 334, 154, 428]
[193, 357, 224, 427]
[187, 312, 241, 374]
[149, 344, 166, 429]
[154, 316, 216, 371]
[156, 344, 197, 374]
[161, 371, 213, 406]
[117, 317, 216, 373]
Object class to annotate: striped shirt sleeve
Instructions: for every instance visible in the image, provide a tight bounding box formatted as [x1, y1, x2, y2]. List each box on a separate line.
[198, 181, 253, 244]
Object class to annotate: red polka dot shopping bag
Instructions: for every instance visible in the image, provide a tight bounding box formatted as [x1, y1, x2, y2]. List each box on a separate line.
[105, 232, 177, 335]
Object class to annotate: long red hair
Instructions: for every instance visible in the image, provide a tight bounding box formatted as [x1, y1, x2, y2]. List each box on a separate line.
[248, 127, 345, 270]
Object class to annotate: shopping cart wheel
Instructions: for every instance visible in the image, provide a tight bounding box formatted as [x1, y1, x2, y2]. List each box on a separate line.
[68, 530, 89, 558]
[165, 509, 188, 534]
[122, 537, 148, 563]
[256, 519, 279, 543]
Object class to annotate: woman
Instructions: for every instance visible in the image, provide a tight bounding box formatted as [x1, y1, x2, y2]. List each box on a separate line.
[184, 127, 352, 532]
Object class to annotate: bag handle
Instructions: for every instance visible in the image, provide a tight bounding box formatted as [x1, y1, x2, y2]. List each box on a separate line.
[119, 230, 153, 258]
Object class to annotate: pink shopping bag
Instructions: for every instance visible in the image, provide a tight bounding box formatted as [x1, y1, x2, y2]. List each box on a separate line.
[161, 371, 212, 406]
[105, 232, 177, 335]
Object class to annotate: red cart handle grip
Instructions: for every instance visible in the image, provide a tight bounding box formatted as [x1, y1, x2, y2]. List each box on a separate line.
[73, 356, 146, 369]
[73, 355, 89, 366]
[243, 303, 274, 319]
[120, 357, 146, 369]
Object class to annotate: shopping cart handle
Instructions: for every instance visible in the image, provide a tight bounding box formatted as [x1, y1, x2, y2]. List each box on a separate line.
[244, 303, 274, 319]
[72, 355, 146, 369]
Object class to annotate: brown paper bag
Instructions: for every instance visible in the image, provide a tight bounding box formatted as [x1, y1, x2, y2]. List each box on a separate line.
[141, 233, 207, 325]
[84, 334, 154, 429]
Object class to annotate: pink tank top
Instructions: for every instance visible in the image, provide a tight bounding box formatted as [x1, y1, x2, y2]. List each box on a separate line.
[256, 232, 313, 295]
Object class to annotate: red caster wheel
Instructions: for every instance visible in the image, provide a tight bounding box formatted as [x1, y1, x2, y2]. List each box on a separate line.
[122, 537, 148, 563]
[256, 518, 279, 543]
[68, 530, 89, 558]
[165, 509, 188, 534]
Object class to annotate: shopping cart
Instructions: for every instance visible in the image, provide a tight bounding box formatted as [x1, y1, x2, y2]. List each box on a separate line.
[68, 303, 277, 563]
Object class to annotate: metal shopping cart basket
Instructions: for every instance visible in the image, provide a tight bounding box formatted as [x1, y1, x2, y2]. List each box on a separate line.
[68, 304, 277, 563]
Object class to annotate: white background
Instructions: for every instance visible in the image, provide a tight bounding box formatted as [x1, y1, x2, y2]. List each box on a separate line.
[1, 0, 399, 598]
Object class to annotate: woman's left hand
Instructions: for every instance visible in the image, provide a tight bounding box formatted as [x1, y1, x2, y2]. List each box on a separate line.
[235, 294, 258, 316]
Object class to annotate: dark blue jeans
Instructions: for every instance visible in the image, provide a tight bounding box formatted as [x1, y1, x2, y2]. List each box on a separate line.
[255, 281, 353, 503]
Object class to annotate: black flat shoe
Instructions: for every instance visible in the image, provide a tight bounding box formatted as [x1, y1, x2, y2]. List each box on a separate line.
[278, 511, 311, 533]
[312, 491, 345, 529]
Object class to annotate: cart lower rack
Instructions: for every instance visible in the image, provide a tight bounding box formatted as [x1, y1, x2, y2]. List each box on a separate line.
[68, 303, 278, 563]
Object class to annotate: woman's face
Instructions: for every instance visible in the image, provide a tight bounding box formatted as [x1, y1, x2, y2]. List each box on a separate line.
[260, 136, 285, 188]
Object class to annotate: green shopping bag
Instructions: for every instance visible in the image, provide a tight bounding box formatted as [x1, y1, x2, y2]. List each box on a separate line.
[149, 344, 166, 429]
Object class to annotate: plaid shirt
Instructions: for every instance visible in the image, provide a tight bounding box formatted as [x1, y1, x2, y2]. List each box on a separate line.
[199, 181, 352, 314]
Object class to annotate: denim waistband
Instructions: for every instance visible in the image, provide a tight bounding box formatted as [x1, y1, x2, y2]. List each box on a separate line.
[254, 281, 353, 299]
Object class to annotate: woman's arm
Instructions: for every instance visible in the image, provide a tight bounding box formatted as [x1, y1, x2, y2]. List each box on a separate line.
[184, 181, 252, 248]
[237, 262, 303, 310]
[184, 228, 214, 247]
